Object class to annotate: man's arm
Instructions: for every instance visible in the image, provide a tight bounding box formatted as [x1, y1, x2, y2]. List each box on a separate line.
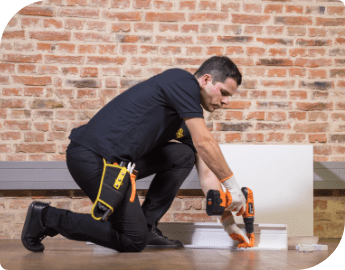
[184, 117, 232, 181]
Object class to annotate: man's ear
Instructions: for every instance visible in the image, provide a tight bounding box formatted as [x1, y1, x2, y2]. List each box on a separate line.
[201, 74, 213, 87]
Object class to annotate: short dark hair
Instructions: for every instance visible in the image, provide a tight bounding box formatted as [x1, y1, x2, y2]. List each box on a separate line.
[194, 56, 242, 86]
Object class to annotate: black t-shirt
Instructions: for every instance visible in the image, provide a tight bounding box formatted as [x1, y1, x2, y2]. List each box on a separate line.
[69, 68, 202, 163]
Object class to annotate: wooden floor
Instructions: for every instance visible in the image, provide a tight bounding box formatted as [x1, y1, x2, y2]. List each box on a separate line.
[0, 238, 341, 270]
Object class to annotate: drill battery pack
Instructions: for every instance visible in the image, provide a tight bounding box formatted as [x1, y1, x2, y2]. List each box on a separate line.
[91, 159, 137, 222]
[206, 190, 227, 216]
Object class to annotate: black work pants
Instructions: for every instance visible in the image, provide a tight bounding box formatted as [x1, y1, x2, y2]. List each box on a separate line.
[44, 141, 195, 252]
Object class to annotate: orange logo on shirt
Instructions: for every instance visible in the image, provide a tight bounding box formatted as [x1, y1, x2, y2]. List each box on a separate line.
[176, 128, 184, 139]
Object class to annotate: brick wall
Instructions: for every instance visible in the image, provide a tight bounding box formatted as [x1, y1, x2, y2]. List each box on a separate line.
[0, 0, 344, 161]
[0, 192, 344, 239]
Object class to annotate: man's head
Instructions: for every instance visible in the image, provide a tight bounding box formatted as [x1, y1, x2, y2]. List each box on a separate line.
[194, 56, 242, 112]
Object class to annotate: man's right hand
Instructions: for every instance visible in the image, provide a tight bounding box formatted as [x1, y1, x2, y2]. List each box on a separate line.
[221, 176, 246, 216]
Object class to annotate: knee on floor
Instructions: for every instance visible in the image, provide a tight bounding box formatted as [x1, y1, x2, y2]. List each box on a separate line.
[121, 229, 149, 252]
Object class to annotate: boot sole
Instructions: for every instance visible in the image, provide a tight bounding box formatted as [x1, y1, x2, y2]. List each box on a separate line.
[21, 202, 44, 252]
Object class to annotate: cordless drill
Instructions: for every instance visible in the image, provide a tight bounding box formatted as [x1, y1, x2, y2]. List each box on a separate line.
[206, 187, 255, 235]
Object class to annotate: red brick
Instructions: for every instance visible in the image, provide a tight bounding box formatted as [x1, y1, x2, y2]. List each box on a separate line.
[297, 102, 333, 111]
[314, 146, 332, 155]
[156, 36, 193, 44]
[316, 18, 345, 27]
[59, 8, 99, 18]
[246, 112, 265, 120]
[256, 123, 290, 131]
[80, 67, 98, 78]
[331, 113, 345, 121]
[2, 54, 42, 63]
[288, 134, 306, 143]
[294, 123, 328, 133]
[232, 14, 270, 24]
[24, 132, 45, 142]
[225, 46, 244, 55]
[197, 36, 214, 45]
[115, 35, 152, 43]
[328, 6, 345, 16]
[289, 68, 306, 77]
[43, 19, 63, 29]
[0, 76, 10, 84]
[266, 112, 286, 121]
[12, 76, 52, 86]
[199, 1, 217, 10]
[309, 112, 328, 121]
[14, 43, 34, 52]
[181, 25, 199, 33]
[246, 133, 264, 142]
[267, 133, 284, 142]
[267, 69, 286, 77]
[222, 101, 251, 110]
[133, 0, 151, 9]
[309, 70, 327, 79]
[173, 213, 216, 222]
[140, 45, 159, 54]
[264, 5, 283, 13]
[21, 18, 41, 28]
[2, 87, 22, 96]
[186, 47, 203, 55]
[4, 120, 31, 130]
[309, 134, 327, 143]
[112, 23, 131, 32]
[66, 0, 88, 5]
[206, 47, 223, 55]
[261, 80, 295, 88]
[275, 16, 312, 25]
[244, 26, 263, 35]
[289, 111, 306, 120]
[309, 28, 327, 37]
[154, 1, 173, 11]
[2, 31, 25, 40]
[160, 46, 181, 55]
[307, 48, 326, 57]
[286, 5, 303, 14]
[24, 87, 45, 97]
[289, 48, 307, 57]
[99, 45, 118, 54]
[74, 32, 112, 42]
[90, 0, 108, 6]
[250, 91, 267, 99]
[110, 0, 130, 8]
[86, 56, 125, 66]
[146, 12, 184, 22]
[0, 63, 15, 73]
[133, 23, 153, 32]
[159, 24, 179, 32]
[78, 45, 97, 54]
[179, 1, 196, 10]
[37, 66, 59, 75]
[65, 19, 84, 30]
[269, 48, 286, 57]
[225, 111, 243, 120]
[271, 91, 287, 99]
[18, 7, 54, 17]
[218, 36, 253, 44]
[257, 38, 293, 46]
[86, 21, 106, 31]
[189, 13, 228, 22]
[221, 3, 240, 12]
[290, 90, 308, 99]
[287, 27, 306, 36]
[266, 26, 284, 35]
[314, 200, 328, 210]
[16, 144, 56, 153]
[103, 11, 141, 21]
[29, 31, 71, 41]
[1, 132, 21, 140]
[247, 47, 265, 56]
[243, 3, 262, 13]
[46, 55, 84, 64]
[225, 133, 242, 143]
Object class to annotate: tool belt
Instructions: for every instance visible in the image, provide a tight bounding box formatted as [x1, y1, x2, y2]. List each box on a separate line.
[91, 159, 138, 222]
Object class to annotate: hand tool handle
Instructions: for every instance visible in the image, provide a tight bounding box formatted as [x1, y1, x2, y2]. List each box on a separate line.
[241, 187, 255, 234]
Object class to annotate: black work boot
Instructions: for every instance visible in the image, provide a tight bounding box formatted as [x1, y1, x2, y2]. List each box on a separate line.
[146, 223, 184, 249]
[21, 201, 56, 252]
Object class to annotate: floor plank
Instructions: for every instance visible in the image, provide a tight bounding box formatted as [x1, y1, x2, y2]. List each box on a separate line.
[0, 238, 341, 270]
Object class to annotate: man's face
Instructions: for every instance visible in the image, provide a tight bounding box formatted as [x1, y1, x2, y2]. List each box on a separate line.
[199, 75, 238, 112]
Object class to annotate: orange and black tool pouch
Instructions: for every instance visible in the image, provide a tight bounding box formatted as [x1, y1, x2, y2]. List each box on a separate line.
[91, 159, 137, 222]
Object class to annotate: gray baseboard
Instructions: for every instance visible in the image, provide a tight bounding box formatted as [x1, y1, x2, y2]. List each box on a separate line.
[0, 161, 344, 190]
